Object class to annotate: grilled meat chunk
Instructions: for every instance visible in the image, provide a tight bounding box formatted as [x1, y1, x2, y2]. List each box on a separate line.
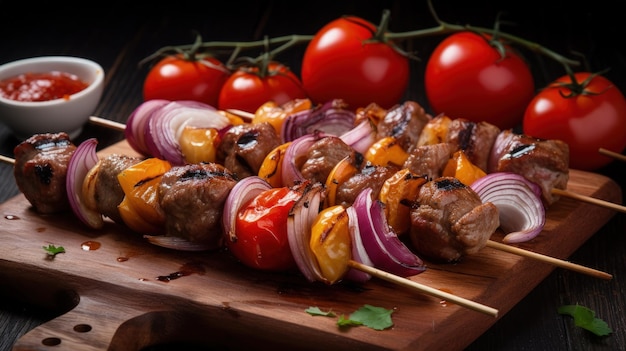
[93, 154, 143, 224]
[489, 130, 569, 206]
[217, 122, 281, 179]
[158, 163, 238, 249]
[335, 164, 399, 208]
[403, 143, 456, 181]
[300, 136, 361, 184]
[376, 101, 432, 153]
[410, 177, 500, 263]
[447, 119, 501, 172]
[13, 132, 76, 213]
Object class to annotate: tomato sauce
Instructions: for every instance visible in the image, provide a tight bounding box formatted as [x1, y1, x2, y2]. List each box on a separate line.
[0, 71, 88, 102]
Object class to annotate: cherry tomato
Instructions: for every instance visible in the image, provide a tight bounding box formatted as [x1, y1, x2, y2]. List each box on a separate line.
[217, 62, 308, 114]
[230, 187, 301, 271]
[523, 72, 626, 170]
[143, 54, 230, 107]
[424, 31, 535, 130]
[300, 15, 409, 110]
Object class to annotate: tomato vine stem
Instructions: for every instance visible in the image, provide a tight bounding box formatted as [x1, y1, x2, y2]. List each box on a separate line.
[141, 0, 580, 73]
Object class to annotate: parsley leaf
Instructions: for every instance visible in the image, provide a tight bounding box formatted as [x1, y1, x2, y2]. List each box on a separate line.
[337, 314, 363, 327]
[558, 304, 613, 336]
[305, 306, 336, 317]
[347, 304, 394, 330]
[307, 304, 394, 331]
[43, 244, 65, 258]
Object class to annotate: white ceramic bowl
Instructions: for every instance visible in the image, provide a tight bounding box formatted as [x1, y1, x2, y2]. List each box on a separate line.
[0, 56, 104, 140]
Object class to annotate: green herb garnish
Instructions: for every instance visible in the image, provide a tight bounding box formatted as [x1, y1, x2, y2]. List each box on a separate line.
[307, 304, 394, 331]
[43, 244, 65, 258]
[558, 304, 613, 336]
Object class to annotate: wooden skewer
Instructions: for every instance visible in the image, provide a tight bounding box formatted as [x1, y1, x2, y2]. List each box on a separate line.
[0, 154, 14, 165]
[552, 188, 626, 214]
[89, 116, 127, 131]
[225, 109, 255, 121]
[486, 240, 612, 280]
[599, 148, 626, 163]
[348, 260, 498, 317]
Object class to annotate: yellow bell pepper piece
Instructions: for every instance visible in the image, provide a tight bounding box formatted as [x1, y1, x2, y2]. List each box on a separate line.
[118, 196, 163, 235]
[379, 169, 427, 235]
[179, 126, 221, 164]
[364, 136, 409, 167]
[417, 115, 452, 146]
[258, 142, 292, 188]
[310, 205, 352, 284]
[442, 150, 487, 186]
[324, 155, 358, 208]
[117, 158, 172, 233]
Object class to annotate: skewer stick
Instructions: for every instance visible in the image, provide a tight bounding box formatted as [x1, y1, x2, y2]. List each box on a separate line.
[552, 188, 626, 214]
[89, 116, 127, 131]
[486, 240, 612, 280]
[0, 154, 15, 165]
[225, 109, 255, 121]
[599, 148, 626, 163]
[348, 260, 499, 317]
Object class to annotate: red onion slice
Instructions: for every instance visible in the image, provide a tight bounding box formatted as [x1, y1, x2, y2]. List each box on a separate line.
[66, 138, 103, 229]
[222, 176, 272, 243]
[281, 99, 355, 142]
[281, 132, 328, 187]
[146, 100, 230, 165]
[125, 99, 170, 156]
[345, 206, 373, 283]
[287, 182, 326, 283]
[339, 119, 377, 154]
[351, 188, 426, 277]
[471, 172, 545, 243]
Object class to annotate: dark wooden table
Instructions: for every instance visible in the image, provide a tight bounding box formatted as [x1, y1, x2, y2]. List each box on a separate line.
[1, 1, 625, 350]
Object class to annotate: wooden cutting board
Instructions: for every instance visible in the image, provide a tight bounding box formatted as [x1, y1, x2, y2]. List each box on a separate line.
[0, 140, 621, 351]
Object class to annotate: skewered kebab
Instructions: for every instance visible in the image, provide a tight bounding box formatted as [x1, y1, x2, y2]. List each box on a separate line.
[3, 105, 608, 284]
[7, 132, 500, 316]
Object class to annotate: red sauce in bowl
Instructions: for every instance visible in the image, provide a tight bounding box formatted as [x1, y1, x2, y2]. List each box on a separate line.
[0, 71, 89, 102]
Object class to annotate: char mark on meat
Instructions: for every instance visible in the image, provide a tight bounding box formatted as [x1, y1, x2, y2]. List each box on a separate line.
[489, 130, 569, 206]
[217, 122, 281, 179]
[158, 163, 238, 249]
[13, 132, 76, 213]
[410, 177, 500, 263]
[376, 101, 432, 153]
[447, 119, 501, 172]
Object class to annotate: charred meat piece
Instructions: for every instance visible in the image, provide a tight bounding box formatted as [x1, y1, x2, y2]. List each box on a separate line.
[158, 163, 238, 249]
[376, 101, 432, 153]
[447, 119, 501, 172]
[13, 132, 76, 213]
[335, 163, 399, 208]
[489, 130, 569, 206]
[410, 177, 500, 263]
[217, 122, 281, 179]
[300, 135, 361, 184]
[403, 143, 456, 181]
[93, 154, 143, 224]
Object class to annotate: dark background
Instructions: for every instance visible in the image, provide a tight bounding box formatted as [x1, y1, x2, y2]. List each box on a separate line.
[1, 1, 625, 350]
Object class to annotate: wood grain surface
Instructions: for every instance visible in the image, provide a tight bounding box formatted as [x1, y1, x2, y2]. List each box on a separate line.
[0, 141, 621, 351]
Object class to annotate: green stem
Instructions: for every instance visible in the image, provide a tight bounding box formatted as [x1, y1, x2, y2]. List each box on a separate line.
[386, 23, 579, 68]
[141, 1, 579, 71]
